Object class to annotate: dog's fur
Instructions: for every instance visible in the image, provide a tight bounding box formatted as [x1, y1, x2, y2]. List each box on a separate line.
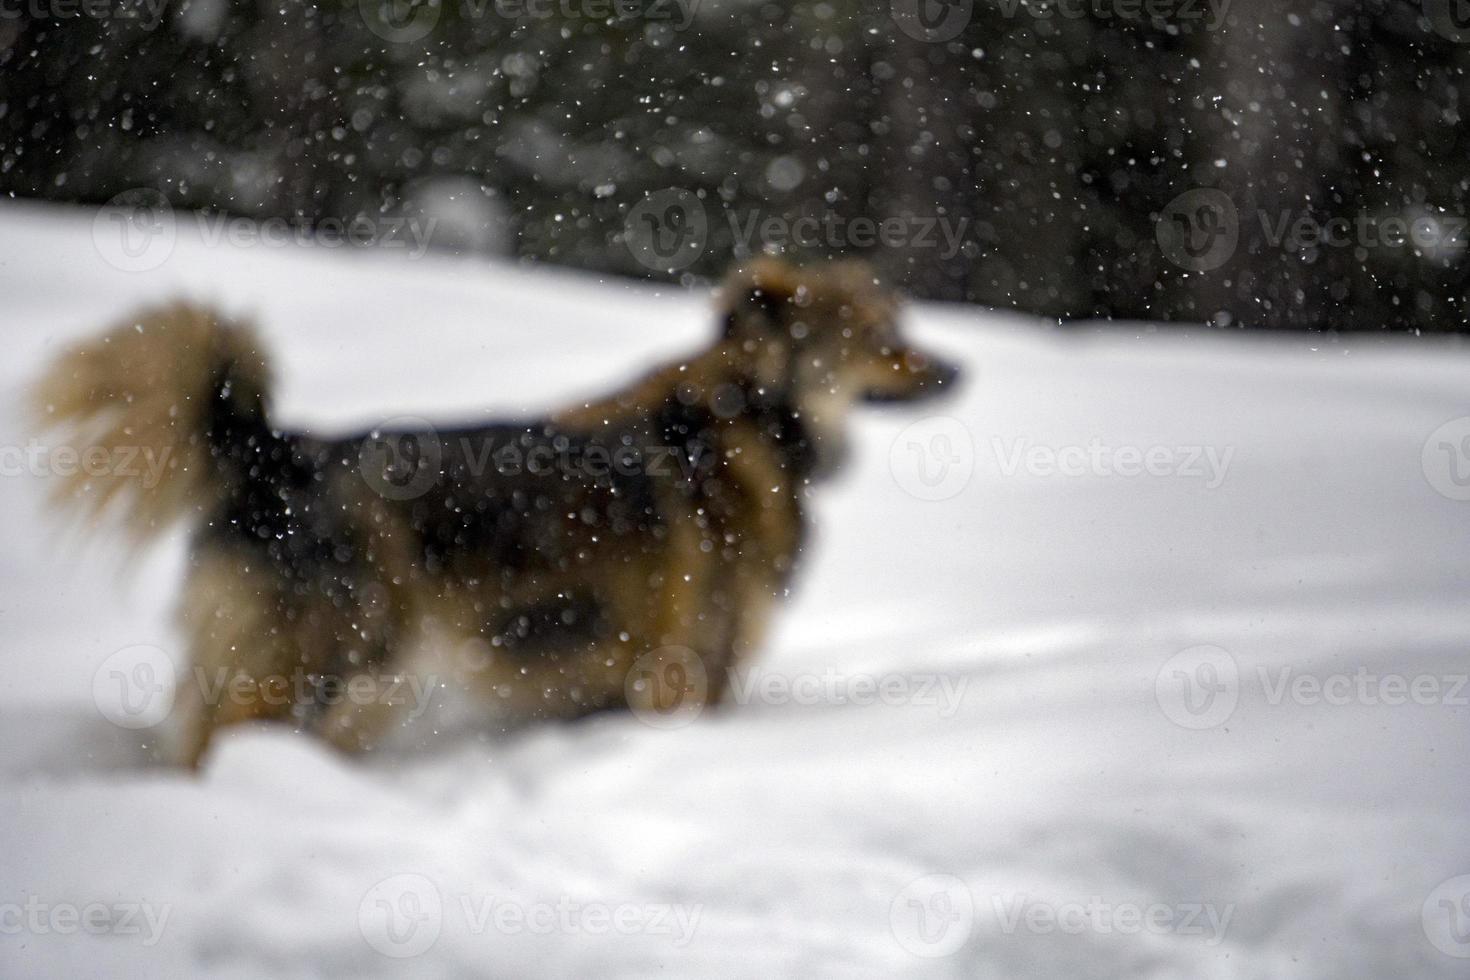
[33, 257, 958, 766]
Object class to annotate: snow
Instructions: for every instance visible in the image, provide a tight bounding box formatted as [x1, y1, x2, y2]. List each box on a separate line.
[3, 199, 1469, 978]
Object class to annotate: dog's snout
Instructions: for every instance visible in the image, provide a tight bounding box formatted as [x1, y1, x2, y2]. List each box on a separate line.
[861, 353, 961, 404]
[933, 359, 961, 389]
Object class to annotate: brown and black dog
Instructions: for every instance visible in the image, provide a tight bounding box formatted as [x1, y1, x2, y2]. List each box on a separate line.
[33, 257, 958, 766]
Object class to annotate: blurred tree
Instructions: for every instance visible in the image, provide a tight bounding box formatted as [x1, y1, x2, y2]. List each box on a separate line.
[1, 0, 1465, 329]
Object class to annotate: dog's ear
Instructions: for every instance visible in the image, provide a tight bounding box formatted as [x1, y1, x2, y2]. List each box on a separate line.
[719, 257, 801, 339]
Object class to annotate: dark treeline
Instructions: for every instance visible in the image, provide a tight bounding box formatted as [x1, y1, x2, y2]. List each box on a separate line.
[2, 0, 1466, 330]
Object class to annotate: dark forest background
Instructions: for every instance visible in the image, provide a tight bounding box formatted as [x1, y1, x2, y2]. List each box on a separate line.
[2, 0, 1467, 330]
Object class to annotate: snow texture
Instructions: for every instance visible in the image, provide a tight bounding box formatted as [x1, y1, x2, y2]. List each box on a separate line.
[2, 200, 1468, 978]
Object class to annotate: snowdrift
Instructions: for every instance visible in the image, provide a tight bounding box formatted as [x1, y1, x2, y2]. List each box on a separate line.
[2, 201, 1468, 978]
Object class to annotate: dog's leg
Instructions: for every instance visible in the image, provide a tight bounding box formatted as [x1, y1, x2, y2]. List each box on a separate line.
[708, 561, 779, 705]
[316, 668, 413, 754]
[628, 517, 723, 716]
[314, 617, 437, 754]
[174, 551, 303, 769]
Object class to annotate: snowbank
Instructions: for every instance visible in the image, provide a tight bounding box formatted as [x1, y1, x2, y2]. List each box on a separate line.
[2, 200, 1468, 978]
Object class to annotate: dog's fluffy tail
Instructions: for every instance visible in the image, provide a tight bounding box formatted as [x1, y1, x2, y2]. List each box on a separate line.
[31, 302, 272, 540]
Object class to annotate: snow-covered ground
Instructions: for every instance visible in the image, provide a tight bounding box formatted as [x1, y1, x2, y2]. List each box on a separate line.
[2, 199, 1469, 978]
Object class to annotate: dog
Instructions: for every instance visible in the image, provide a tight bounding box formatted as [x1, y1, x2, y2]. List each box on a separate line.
[33, 257, 959, 766]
